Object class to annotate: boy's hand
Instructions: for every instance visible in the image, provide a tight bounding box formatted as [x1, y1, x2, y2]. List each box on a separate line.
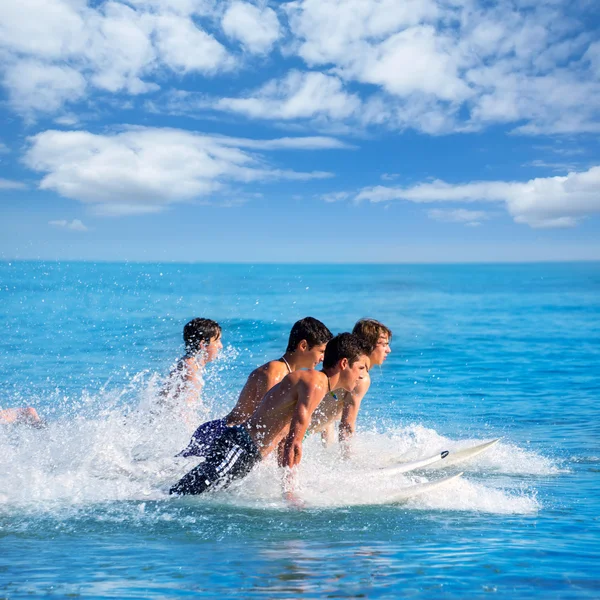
[283, 440, 302, 468]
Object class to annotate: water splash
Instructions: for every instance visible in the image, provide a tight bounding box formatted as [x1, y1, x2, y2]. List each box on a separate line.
[1, 376, 554, 516]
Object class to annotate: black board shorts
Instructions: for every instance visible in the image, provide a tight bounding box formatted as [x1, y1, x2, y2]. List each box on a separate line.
[175, 417, 228, 457]
[170, 425, 262, 496]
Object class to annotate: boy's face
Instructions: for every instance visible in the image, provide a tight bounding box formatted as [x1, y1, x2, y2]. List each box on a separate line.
[299, 342, 327, 369]
[339, 355, 369, 391]
[369, 334, 391, 367]
[203, 333, 223, 363]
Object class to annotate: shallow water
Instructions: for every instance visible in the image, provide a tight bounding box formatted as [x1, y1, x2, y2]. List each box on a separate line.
[1, 261, 599, 598]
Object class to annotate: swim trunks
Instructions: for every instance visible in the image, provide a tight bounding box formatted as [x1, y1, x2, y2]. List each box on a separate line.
[170, 425, 262, 496]
[176, 417, 228, 457]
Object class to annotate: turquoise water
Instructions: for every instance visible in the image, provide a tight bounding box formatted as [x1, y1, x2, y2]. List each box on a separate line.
[1, 261, 599, 598]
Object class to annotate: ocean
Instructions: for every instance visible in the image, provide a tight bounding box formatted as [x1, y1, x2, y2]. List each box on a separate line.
[1, 261, 598, 598]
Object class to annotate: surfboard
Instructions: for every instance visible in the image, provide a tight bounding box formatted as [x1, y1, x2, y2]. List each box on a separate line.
[379, 438, 500, 476]
[388, 472, 463, 502]
[423, 438, 500, 470]
[378, 450, 450, 476]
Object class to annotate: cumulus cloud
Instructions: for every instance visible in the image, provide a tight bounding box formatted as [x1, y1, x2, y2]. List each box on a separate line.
[0, 0, 599, 135]
[222, 1, 281, 54]
[282, 0, 600, 134]
[154, 13, 233, 73]
[0, 0, 234, 117]
[215, 70, 361, 120]
[3, 60, 87, 118]
[49, 219, 89, 231]
[355, 166, 600, 228]
[24, 127, 340, 215]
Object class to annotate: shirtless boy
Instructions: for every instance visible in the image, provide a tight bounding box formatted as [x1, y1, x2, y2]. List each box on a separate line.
[169, 333, 368, 495]
[0, 406, 44, 427]
[176, 316, 332, 457]
[309, 319, 392, 448]
[161, 318, 223, 429]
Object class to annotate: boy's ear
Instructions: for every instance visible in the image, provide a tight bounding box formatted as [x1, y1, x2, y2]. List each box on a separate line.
[339, 357, 349, 370]
[298, 339, 308, 352]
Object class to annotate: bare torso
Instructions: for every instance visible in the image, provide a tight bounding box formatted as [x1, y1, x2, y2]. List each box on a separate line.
[245, 370, 328, 457]
[307, 392, 344, 434]
[226, 360, 290, 426]
[308, 370, 372, 439]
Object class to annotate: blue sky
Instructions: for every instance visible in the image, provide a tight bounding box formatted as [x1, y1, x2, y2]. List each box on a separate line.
[1, 0, 600, 262]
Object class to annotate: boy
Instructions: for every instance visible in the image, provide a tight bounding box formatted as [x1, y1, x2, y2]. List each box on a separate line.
[170, 333, 368, 495]
[160, 318, 223, 430]
[176, 316, 332, 457]
[309, 318, 392, 450]
[0, 406, 44, 427]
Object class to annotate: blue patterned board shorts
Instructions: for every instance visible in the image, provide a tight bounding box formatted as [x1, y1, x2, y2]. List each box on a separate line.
[175, 417, 228, 457]
[170, 425, 261, 495]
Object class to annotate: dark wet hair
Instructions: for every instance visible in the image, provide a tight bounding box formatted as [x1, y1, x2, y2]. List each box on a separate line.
[184, 318, 221, 354]
[352, 318, 392, 355]
[322, 332, 367, 369]
[286, 317, 333, 353]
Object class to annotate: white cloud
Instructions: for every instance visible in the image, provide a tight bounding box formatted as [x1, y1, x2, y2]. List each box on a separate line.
[0, 0, 598, 135]
[54, 114, 81, 127]
[24, 127, 339, 215]
[284, 0, 600, 134]
[49, 219, 89, 231]
[525, 159, 579, 171]
[85, 4, 156, 94]
[355, 166, 600, 228]
[125, 0, 218, 17]
[215, 70, 361, 120]
[154, 13, 233, 73]
[3, 60, 87, 117]
[286, 0, 468, 108]
[0, 0, 88, 59]
[321, 191, 352, 203]
[0, 0, 234, 117]
[222, 1, 281, 54]
[0, 178, 27, 190]
[427, 208, 490, 226]
[223, 135, 353, 150]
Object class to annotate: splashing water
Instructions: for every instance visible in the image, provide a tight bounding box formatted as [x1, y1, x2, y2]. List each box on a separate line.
[0, 373, 547, 516]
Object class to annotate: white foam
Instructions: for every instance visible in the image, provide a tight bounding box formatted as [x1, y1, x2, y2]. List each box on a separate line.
[0, 383, 553, 516]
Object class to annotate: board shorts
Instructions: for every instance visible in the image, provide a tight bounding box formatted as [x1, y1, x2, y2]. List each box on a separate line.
[176, 417, 228, 457]
[170, 425, 262, 496]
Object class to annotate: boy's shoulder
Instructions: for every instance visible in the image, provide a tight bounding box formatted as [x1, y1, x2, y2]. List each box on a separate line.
[290, 368, 327, 387]
[254, 359, 289, 377]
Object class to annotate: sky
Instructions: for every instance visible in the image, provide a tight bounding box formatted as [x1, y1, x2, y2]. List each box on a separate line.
[1, 0, 600, 263]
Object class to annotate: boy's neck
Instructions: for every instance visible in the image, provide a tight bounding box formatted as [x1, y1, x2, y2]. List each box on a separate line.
[188, 351, 207, 368]
[321, 367, 341, 390]
[281, 351, 303, 372]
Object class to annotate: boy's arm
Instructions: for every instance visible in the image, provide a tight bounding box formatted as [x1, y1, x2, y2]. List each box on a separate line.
[339, 373, 371, 449]
[282, 379, 326, 468]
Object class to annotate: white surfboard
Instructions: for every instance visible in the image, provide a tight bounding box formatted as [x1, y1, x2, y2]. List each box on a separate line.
[378, 450, 450, 476]
[379, 438, 500, 476]
[423, 438, 500, 471]
[388, 472, 463, 502]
